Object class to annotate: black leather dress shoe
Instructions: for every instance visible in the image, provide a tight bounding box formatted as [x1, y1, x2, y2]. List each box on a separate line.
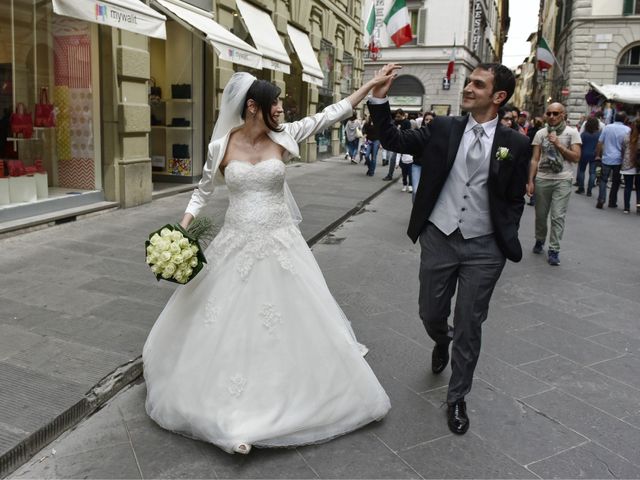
[431, 343, 449, 374]
[447, 400, 469, 434]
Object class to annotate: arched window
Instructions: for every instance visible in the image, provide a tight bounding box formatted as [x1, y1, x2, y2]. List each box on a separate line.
[619, 45, 640, 65]
[617, 44, 640, 83]
[389, 75, 425, 96]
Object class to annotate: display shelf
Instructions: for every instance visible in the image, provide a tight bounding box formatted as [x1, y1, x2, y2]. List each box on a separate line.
[6, 137, 41, 141]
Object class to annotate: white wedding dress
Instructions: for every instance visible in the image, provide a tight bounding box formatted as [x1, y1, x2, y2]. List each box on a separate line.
[143, 158, 391, 453]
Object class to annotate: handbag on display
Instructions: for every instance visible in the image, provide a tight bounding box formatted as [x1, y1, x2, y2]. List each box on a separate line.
[7, 159, 26, 176]
[149, 77, 162, 98]
[172, 144, 190, 159]
[34, 87, 55, 127]
[10, 103, 33, 139]
[171, 84, 191, 99]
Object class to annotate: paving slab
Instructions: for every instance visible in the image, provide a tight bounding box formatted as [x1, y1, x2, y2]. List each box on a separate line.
[7, 167, 640, 478]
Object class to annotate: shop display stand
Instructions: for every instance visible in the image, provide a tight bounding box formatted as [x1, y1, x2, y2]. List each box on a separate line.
[149, 21, 203, 184]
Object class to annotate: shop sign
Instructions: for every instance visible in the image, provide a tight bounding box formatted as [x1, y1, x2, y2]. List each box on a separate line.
[442, 77, 451, 90]
[471, 0, 483, 53]
[389, 95, 422, 106]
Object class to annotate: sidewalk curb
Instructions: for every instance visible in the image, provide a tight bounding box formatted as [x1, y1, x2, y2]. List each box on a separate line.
[1, 359, 142, 478]
[0, 175, 399, 479]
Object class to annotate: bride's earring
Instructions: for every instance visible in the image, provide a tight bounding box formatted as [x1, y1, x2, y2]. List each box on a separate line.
[233, 443, 251, 454]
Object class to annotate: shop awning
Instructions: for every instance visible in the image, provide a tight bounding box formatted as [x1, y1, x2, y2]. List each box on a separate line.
[152, 0, 262, 69]
[286, 25, 324, 87]
[588, 81, 640, 104]
[52, 0, 167, 39]
[235, 0, 291, 73]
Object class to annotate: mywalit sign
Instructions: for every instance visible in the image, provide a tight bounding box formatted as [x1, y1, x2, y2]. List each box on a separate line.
[52, 0, 167, 39]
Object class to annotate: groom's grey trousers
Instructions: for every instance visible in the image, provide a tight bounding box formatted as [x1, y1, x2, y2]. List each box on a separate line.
[419, 223, 506, 404]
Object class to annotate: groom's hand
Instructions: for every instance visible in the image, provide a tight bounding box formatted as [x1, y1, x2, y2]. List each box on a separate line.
[371, 63, 402, 99]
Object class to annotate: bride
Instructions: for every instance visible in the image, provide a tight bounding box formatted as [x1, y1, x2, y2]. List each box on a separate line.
[143, 71, 392, 455]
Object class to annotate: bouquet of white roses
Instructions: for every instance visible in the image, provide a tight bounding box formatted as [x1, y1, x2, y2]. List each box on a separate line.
[145, 218, 214, 284]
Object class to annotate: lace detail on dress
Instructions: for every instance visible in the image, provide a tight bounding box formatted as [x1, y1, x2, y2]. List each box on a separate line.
[228, 374, 247, 398]
[204, 299, 220, 326]
[260, 303, 282, 335]
[208, 159, 300, 280]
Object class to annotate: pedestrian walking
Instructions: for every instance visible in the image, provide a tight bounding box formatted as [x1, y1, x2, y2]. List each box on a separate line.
[396, 152, 413, 192]
[362, 116, 380, 176]
[575, 117, 601, 196]
[528, 102, 582, 266]
[369, 62, 530, 436]
[621, 117, 640, 214]
[595, 112, 630, 209]
[344, 114, 361, 164]
[382, 109, 411, 181]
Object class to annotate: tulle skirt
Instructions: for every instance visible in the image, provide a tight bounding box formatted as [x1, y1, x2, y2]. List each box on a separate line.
[142, 224, 390, 453]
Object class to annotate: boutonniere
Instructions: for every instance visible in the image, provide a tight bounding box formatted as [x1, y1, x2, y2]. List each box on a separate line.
[496, 147, 512, 161]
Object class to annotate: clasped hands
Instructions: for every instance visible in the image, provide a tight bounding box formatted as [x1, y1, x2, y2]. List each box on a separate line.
[368, 63, 403, 98]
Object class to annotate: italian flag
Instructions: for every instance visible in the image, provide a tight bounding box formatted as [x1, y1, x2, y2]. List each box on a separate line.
[536, 36, 554, 70]
[365, 1, 376, 38]
[384, 0, 412, 47]
[446, 42, 456, 80]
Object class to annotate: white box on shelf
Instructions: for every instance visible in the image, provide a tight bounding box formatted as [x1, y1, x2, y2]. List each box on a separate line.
[0, 178, 9, 205]
[8, 176, 37, 203]
[34, 172, 48, 199]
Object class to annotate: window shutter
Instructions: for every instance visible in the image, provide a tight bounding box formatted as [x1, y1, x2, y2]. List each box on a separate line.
[623, 0, 633, 15]
[416, 8, 427, 45]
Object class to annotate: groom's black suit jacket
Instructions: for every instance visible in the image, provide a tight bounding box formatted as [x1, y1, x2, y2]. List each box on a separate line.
[368, 101, 530, 262]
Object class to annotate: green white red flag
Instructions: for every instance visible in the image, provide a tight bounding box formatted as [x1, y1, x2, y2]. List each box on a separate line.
[384, 0, 412, 47]
[536, 36, 554, 70]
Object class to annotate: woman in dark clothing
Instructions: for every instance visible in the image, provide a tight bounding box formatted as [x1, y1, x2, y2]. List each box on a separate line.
[576, 117, 601, 196]
[362, 118, 380, 176]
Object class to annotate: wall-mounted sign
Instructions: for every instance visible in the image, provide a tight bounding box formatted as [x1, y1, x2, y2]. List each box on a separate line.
[471, 0, 483, 53]
[442, 77, 450, 90]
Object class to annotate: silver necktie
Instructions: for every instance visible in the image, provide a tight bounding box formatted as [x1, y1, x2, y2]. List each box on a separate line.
[466, 124, 485, 176]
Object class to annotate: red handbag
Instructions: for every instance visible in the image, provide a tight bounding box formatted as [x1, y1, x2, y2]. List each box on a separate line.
[10, 103, 33, 139]
[7, 160, 26, 177]
[34, 87, 55, 127]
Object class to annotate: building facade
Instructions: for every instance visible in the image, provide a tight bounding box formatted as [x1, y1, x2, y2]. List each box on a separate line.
[362, 0, 509, 117]
[0, 0, 364, 228]
[528, 0, 640, 124]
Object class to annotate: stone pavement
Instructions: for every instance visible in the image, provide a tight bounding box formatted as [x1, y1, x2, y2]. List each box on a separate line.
[9, 178, 640, 479]
[0, 156, 396, 477]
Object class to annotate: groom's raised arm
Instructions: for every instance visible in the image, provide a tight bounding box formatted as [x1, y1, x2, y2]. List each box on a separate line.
[367, 100, 430, 157]
[367, 63, 430, 156]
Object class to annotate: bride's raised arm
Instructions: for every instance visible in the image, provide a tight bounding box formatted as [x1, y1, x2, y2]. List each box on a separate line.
[285, 72, 395, 144]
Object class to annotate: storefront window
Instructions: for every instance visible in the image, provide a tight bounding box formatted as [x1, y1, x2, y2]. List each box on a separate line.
[149, 19, 204, 184]
[316, 39, 335, 158]
[0, 1, 101, 216]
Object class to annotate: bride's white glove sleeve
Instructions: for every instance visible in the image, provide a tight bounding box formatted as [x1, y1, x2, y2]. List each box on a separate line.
[185, 140, 219, 219]
[285, 99, 353, 143]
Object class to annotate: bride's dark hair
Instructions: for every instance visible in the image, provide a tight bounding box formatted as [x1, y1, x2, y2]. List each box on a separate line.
[242, 79, 283, 132]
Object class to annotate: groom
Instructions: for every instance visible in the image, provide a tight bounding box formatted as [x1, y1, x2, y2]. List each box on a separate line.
[368, 63, 530, 435]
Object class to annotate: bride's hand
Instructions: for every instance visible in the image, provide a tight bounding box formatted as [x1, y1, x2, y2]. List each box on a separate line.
[370, 64, 402, 99]
[179, 213, 194, 230]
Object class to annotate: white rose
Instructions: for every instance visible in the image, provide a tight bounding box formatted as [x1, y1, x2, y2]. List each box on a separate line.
[189, 257, 198, 268]
[149, 233, 161, 245]
[184, 267, 193, 278]
[170, 242, 181, 254]
[151, 264, 162, 274]
[190, 245, 199, 254]
[170, 230, 183, 242]
[146, 245, 154, 254]
[172, 254, 184, 265]
[178, 238, 190, 249]
[160, 251, 172, 262]
[146, 255, 153, 264]
[160, 228, 172, 238]
[182, 249, 193, 260]
[161, 269, 173, 279]
[163, 263, 176, 275]
[157, 239, 170, 251]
